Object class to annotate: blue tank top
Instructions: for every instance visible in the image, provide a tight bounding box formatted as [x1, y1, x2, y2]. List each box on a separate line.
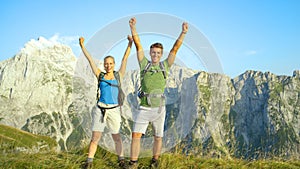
[99, 78, 119, 104]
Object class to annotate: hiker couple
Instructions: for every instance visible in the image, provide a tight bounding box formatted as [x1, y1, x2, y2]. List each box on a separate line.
[80, 17, 188, 169]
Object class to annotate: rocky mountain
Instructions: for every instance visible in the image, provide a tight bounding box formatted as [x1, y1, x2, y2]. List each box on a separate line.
[181, 70, 300, 159]
[0, 37, 299, 159]
[0, 37, 76, 150]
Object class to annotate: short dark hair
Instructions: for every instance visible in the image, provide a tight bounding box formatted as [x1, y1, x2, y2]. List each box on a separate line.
[150, 43, 163, 50]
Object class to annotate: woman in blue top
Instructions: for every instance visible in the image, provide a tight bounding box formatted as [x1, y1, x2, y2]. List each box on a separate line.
[79, 35, 132, 168]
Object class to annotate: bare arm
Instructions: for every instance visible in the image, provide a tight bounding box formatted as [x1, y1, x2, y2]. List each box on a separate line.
[129, 17, 144, 63]
[79, 37, 101, 78]
[167, 22, 189, 67]
[118, 35, 133, 77]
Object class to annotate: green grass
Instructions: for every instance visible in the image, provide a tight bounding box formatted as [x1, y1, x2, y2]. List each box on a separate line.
[1, 124, 299, 169]
[0, 124, 57, 153]
[1, 149, 299, 169]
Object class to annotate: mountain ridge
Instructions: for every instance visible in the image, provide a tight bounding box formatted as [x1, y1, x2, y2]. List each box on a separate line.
[0, 37, 299, 159]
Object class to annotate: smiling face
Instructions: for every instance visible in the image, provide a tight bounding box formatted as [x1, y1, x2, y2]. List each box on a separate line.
[104, 56, 115, 73]
[149, 43, 163, 64]
[150, 47, 163, 64]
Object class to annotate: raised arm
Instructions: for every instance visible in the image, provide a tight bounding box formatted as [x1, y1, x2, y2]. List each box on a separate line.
[129, 17, 144, 63]
[79, 37, 101, 78]
[167, 22, 189, 67]
[118, 35, 133, 78]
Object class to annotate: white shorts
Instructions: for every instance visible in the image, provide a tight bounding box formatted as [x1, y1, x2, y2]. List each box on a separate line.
[132, 106, 166, 137]
[91, 102, 121, 134]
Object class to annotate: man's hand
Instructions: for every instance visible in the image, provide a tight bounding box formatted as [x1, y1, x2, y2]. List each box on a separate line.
[129, 17, 136, 28]
[182, 22, 188, 34]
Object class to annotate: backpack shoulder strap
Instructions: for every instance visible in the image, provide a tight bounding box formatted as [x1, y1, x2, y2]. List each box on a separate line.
[96, 72, 105, 102]
[141, 60, 152, 80]
[98, 72, 105, 83]
[159, 61, 166, 79]
[113, 71, 121, 87]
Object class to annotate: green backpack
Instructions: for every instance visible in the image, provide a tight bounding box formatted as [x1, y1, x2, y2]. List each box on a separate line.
[96, 71, 125, 106]
[141, 60, 166, 80]
[138, 61, 166, 98]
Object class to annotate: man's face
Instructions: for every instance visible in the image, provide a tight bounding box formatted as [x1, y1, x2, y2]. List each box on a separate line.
[104, 57, 115, 73]
[150, 47, 163, 64]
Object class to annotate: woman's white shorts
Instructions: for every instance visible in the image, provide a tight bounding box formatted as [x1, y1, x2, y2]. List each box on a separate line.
[91, 102, 121, 134]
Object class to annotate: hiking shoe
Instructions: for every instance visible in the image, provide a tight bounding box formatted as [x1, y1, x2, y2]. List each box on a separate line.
[128, 160, 138, 169]
[81, 161, 93, 169]
[118, 159, 126, 168]
[150, 158, 159, 168]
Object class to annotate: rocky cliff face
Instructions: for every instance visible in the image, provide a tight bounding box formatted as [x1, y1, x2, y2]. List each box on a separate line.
[230, 70, 300, 158]
[0, 37, 76, 150]
[0, 38, 299, 159]
[179, 70, 300, 159]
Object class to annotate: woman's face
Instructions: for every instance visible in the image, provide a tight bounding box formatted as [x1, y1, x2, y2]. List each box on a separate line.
[104, 57, 115, 73]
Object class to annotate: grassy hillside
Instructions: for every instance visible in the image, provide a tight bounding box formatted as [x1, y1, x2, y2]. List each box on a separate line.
[0, 124, 57, 153]
[1, 148, 300, 169]
[0, 124, 299, 168]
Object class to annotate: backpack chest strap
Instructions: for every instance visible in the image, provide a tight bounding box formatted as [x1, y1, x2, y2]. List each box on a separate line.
[144, 93, 165, 98]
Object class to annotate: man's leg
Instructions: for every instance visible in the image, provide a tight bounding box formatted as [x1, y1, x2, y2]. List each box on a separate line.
[152, 136, 162, 160]
[130, 106, 151, 167]
[130, 132, 143, 161]
[150, 106, 166, 167]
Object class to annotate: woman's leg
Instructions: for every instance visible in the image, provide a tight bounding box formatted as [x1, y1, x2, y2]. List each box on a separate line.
[111, 133, 124, 157]
[88, 131, 102, 158]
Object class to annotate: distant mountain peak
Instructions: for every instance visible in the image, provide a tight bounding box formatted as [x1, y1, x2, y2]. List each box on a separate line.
[23, 36, 58, 51]
[13, 37, 76, 62]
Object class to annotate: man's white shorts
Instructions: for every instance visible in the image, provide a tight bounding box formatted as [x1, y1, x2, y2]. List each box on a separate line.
[91, 102, 121, 134]
[132, 106, 166, 137]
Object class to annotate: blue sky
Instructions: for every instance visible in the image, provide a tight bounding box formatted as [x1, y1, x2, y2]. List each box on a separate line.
[1, 0, 299, 77]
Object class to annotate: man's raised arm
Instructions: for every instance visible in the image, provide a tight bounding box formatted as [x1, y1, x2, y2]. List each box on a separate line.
[167, 22, 189, 67]
[129, 17, 144, 63]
